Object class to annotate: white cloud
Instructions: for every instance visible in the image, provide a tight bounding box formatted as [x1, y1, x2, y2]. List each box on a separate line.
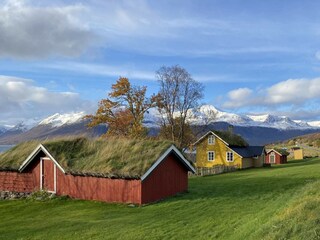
[267, 78, 320, 104]
[223, 88, 259, 108]
[223, 78, 320, 109]
[0, 75, 93, 123]
[228, 88, 252, 101]
[0, 0, 93, 59]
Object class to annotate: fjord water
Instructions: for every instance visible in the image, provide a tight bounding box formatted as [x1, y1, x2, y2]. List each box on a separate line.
[0, 145, 14, 153]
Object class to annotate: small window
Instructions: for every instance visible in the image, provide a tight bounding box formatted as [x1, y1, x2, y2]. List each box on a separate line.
[208, 135, 215, 145]
[208, 151, 215, 161]
[226, 152, 234, 162]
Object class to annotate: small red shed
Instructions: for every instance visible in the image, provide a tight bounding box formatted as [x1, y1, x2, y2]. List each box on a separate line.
[0, 138, 195, 204]
[265, 149, 289, 164]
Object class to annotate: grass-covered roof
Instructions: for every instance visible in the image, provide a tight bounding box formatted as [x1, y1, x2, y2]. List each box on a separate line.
[0, 137, 175, 179]
[274, 148, 290, 156]
[213, 130, 248, 147]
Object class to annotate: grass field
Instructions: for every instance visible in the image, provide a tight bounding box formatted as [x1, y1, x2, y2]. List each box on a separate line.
[1, 159, 320, 240]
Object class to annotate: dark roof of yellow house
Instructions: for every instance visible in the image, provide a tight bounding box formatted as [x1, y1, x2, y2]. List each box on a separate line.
[230, 146, 265, 158]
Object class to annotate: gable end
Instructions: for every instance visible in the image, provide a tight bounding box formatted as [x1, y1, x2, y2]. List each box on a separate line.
[141, 145, 195, 181]
[19, 144, 65, 173]
[193, 131, 229, 146]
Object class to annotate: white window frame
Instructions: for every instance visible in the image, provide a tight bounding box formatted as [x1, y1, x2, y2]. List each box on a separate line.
[208, 135, 215, 145]
[208, 151, 215, 161]
[226, 151, 234, 162]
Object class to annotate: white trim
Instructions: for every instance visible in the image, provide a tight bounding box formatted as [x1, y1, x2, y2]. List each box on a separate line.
[54, 164, 57, 193]
[40, 158, 43, 191]
[207, 151, 215, 161]
[140, 145, 195, 181]
[267, 149, 283, 156]
[226, 151, 234, 162]
[19, 144, 65, 173]
[40, 157, 57, 193]
[193, 131, 229, 146]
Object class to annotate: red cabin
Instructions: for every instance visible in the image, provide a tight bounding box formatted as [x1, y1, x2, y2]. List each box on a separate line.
[265, 149, 289, 164]
[0, 138, 195, 204]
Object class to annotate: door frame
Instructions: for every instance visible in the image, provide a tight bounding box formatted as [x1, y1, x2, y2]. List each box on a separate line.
[40, 157, 57, 193]
[269, 152, 276, 164]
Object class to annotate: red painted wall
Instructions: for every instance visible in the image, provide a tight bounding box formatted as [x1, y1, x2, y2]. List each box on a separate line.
[0, 153, 41, 193]
[265, 151, 287, 164]
[0, 151, 189, 204]
[56, 172, 141, 204]
[0, 171, 35, 192]
[141, 153, 188, 204]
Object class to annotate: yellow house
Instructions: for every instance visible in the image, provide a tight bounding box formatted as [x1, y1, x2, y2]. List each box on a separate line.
[194, 131, 265, 169]
[293, 148, 304, 160]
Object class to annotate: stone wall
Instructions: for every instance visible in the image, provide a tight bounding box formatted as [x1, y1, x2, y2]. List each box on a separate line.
[0, 191, 31, 200]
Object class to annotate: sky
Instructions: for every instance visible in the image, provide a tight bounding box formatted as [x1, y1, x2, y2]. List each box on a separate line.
[1, 0, 320, 125]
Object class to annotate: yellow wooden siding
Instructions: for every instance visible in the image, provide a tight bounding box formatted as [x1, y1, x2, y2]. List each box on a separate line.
[195, 134, 242, 168]
[294, 149, 304, 160]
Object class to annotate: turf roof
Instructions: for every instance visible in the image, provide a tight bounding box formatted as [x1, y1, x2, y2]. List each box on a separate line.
[273, 148, 290, 156]
[0, 137, 175, 179]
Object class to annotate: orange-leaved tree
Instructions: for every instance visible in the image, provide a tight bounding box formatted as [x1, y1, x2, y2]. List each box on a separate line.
[86, 77, 160, 138]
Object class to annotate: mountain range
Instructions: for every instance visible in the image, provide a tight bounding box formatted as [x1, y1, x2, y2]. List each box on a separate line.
[0, 105, 319, 145]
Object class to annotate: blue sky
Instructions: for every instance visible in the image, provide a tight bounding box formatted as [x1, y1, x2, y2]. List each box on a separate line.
[1, 0, 320, 124]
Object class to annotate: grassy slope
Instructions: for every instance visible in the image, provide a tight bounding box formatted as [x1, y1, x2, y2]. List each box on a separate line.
[268, 132, 320, 159]
[1, 159, 320, 239]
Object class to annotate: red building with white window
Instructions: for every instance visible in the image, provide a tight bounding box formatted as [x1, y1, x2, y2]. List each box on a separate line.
[265, 149, 289, 164]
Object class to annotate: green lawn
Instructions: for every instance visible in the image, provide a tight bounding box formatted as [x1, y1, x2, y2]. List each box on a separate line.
[1, 159, 320, 240]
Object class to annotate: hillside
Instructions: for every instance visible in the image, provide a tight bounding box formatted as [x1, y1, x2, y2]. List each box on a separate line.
[267, 132, 320, 158]
[1, 158, 320, 239]
[281, 132, 320, 147]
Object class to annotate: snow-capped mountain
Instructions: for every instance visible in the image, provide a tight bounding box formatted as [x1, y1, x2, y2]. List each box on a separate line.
[8, 118, 41, 132]
[145, 104, 318, 130]
[39, 112, 86, 128]
[0, 112, 105, 145]
[0, 112, 86, 134]
[308, 121, 320, 128]
[188, 105, 252, 126]
[1, 106, 319, 135]
[246, 114, 309, 129]
[0, 107, 319, 145]
[185, 105, 317, 130]
[0, 126, 7, 134]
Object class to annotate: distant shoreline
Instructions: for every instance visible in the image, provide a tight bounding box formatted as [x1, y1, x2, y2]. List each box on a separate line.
[0, 145, 15, 153]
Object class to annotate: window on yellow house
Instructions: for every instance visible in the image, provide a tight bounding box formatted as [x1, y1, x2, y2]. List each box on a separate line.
[208, 151, 215, 161]
[208, 135, 215, 145]
[226, 151, 234, 162]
